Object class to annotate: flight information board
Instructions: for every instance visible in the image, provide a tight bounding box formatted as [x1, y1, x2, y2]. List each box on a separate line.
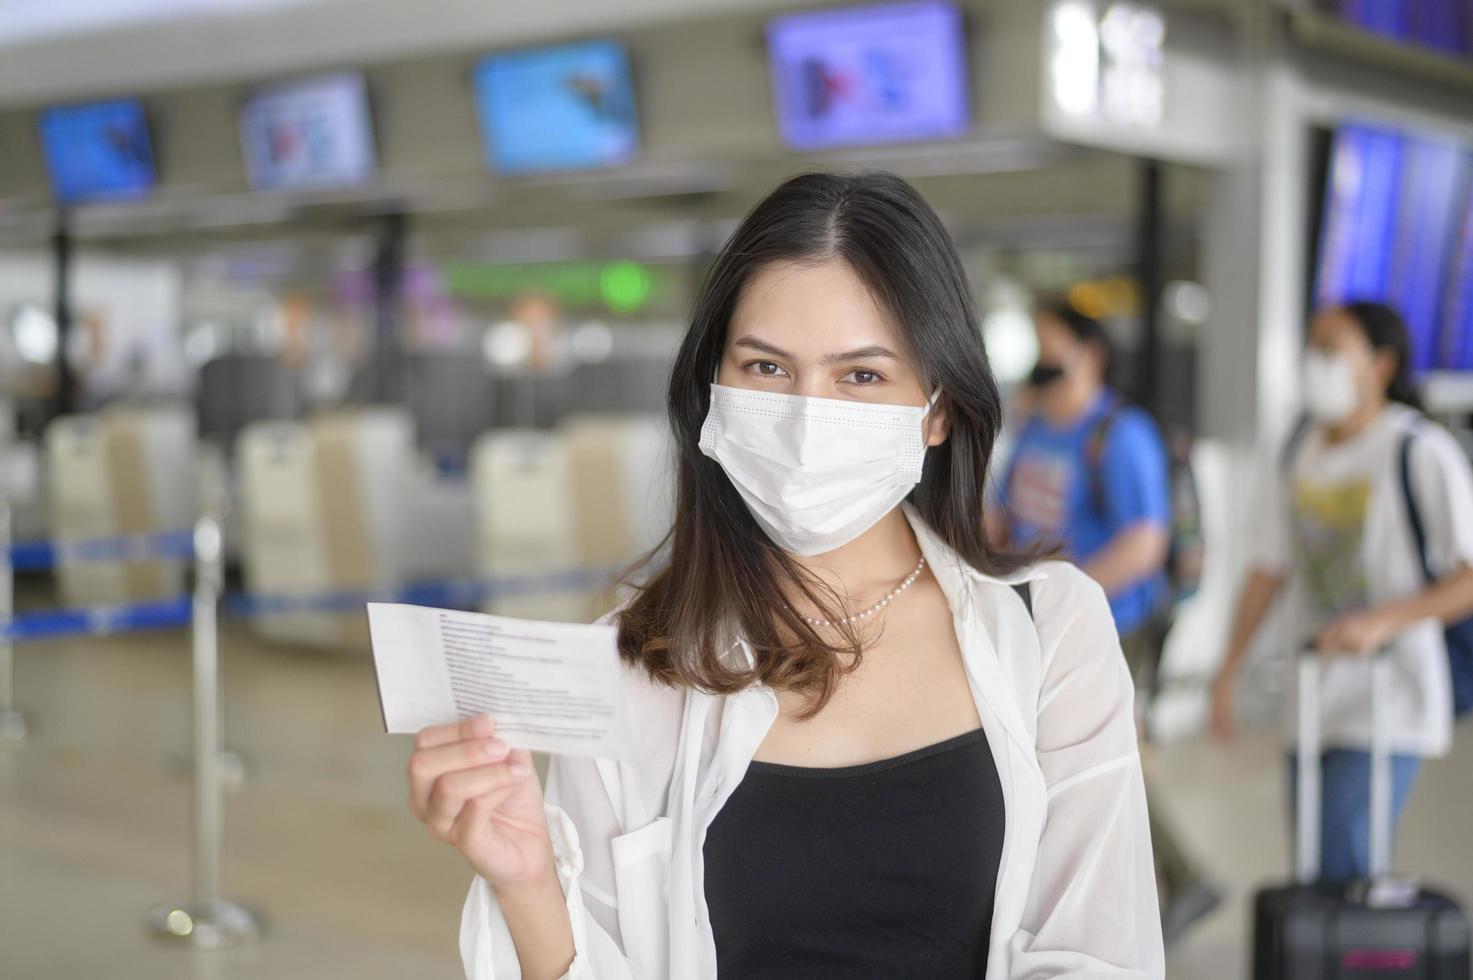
[1314, 0, 1473, 58]
[1314, 120, 1470, 372]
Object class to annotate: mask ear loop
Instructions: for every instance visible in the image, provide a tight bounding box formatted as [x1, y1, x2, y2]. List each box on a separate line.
[921, 388, 944, 448]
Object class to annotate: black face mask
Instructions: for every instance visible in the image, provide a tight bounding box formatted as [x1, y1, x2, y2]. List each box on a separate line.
[1028, 362, 1067, 388]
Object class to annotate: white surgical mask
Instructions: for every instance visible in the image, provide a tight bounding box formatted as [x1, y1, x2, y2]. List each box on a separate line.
[698, 382, 938, 556]
[1301, 350, 1359, 424]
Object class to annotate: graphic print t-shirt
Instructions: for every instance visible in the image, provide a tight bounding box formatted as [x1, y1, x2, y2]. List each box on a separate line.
[1291, 477, 1371, 633]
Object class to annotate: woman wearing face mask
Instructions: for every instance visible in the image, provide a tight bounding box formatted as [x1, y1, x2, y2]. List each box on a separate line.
[405, 173, 1164, 979]
[1209, 301, 1473, 883]
[991, 304, 1221, 944]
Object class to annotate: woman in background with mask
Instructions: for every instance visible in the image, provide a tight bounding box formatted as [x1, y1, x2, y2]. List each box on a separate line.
[1210, 301, 1473, 883]
[405, 172, 1164, 979]
[991, 303, 1221, 944]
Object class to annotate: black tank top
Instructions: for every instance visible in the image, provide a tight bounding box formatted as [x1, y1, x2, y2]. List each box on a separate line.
[702, 727, 1004, 978]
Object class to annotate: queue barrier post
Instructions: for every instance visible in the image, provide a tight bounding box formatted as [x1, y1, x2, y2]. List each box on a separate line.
[145, 513, 261, 948]
[0, 497, 24, 742]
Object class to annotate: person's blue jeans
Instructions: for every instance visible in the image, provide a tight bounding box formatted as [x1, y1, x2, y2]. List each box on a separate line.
[1287, 750, 1422, 884]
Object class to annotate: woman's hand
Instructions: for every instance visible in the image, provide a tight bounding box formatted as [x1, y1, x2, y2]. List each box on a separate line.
[1316, 606, 1403, 657]
[408, 714, 554, 889]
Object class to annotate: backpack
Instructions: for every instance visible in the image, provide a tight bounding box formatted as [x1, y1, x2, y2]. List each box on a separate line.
[1086, 401, 1204, 604]
[1396, 428, 1473, 719]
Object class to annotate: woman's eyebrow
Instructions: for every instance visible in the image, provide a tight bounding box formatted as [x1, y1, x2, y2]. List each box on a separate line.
[732, 336, 899, 364]
[733, 336, 792, 359]
[821, 345, 899, 364]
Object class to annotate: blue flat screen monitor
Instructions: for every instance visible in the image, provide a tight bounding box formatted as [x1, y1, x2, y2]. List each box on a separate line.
[1313, 0, 1472, 58]
[39, 99, 156, 204]
[239, 72, 377, 191]
[766, 0, 970, 151]
[473, 40, 639, 174]
[1440, 184, 1473, 370]
[1314, 120, 1470, 373]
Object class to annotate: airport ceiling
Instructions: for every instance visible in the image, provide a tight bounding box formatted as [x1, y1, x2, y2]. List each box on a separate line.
[0, 0, 1236, 107]
[0, 0, 1223, 256]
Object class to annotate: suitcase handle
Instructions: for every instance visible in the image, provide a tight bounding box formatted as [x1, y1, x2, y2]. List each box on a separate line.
[1295, 646, 1394, 884]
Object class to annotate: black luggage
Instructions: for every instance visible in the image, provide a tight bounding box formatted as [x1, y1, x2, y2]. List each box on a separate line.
[1252, 650, 1471, 979]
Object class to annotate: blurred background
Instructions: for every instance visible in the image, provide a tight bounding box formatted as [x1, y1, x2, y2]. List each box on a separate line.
[1, 0, 1473, 977]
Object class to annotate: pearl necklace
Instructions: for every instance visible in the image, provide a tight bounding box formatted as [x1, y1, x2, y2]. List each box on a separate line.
[796, 556, 927, 628]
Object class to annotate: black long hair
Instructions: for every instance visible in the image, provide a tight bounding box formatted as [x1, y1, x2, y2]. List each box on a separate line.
[617, 171, 1032, 715]
[1338, 300, 1424, 411]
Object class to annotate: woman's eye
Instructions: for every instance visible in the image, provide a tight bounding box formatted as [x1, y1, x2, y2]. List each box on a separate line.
[847, 369, 882, 385]
[749, 361, 787, 377]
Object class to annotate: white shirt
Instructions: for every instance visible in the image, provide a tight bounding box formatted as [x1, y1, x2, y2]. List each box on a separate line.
[460, 507, 1165, 979]
[1251, 404, 1473, 757]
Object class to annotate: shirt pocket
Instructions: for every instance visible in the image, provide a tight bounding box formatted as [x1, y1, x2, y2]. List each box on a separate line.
[610, 815, 672, 978]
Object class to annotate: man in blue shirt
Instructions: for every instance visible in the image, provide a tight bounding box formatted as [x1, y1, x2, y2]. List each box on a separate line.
[1002, 386, 1169, 634]
[993, 301, 1221, 944]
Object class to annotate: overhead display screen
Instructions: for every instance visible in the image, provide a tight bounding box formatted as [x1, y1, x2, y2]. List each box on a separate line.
[1440, 194, 1473, 370]
[239, 72, 377, 191]
[1312, 1, 1472, 59]
[1314, 120, 1469, 373]
[473, 40, 640, 174]
[766, 0, 970, 151]
[39, 98, 157, 204]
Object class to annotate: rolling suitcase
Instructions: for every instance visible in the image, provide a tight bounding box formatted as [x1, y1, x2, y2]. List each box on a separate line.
[1252, 649, 1471, 979]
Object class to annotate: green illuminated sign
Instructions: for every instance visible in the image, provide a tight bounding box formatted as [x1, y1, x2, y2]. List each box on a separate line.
[445, 260, 667, 313]
[599, 261, 652, 314]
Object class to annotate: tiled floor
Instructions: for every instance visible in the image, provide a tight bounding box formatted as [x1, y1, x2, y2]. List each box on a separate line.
[2, 622, 1470, 979]
[1, 622, 469, 980]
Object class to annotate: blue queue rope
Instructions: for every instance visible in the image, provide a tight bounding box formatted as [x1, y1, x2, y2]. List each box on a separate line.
[0, 524, 619, 642]
[224, 565, 620, 618]
[1, 596, 193, 642]
[1, 528, 199, 642]
[6, 529, 196, 571]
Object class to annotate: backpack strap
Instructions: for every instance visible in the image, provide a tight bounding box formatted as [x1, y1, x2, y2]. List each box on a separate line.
[1085, 399, 1123, 518]
[1398, 427, 1436, 585]
[1012, 581, 1033, 618]
[1280, 413, 1312, 475]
